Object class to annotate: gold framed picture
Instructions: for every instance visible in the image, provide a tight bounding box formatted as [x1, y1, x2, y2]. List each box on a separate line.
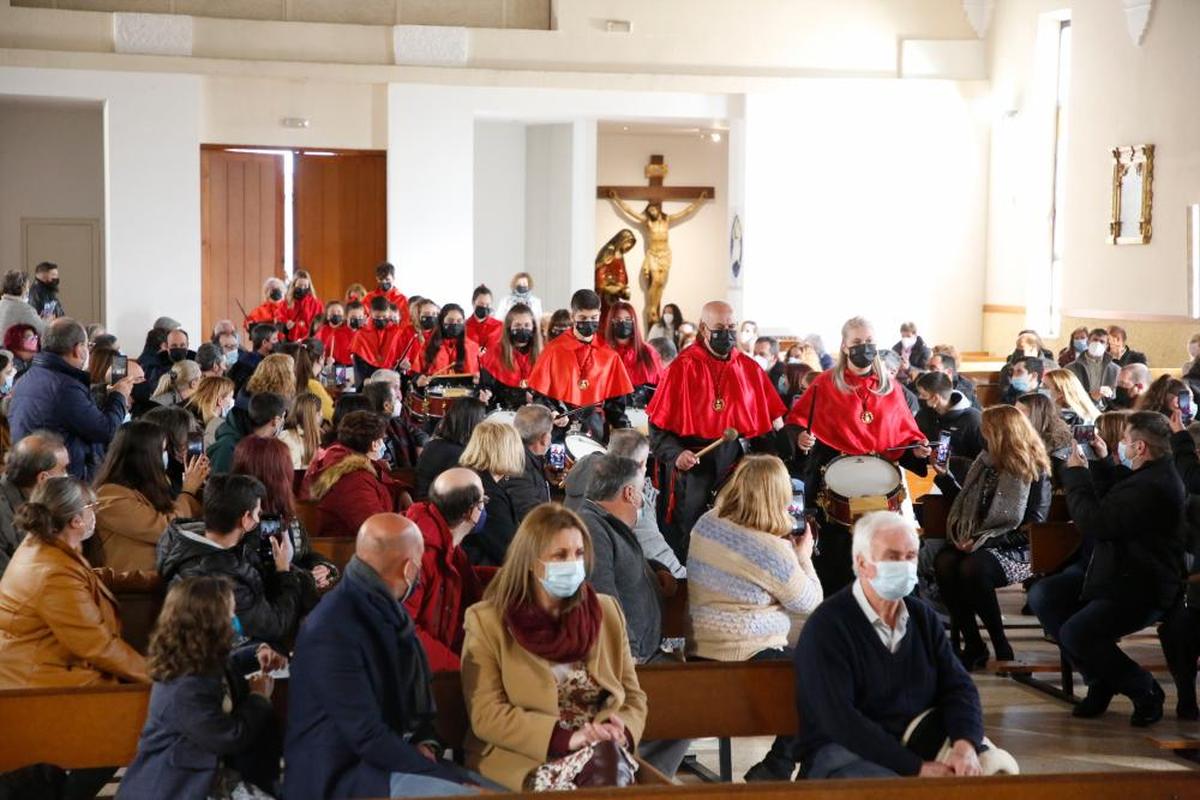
[1109, 144, 1154, 245]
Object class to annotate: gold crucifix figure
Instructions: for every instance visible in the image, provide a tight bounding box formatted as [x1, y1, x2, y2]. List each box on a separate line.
[598, 155, 713, 330]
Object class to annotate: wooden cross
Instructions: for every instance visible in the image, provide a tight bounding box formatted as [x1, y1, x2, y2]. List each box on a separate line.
[596, 154, 716, 203]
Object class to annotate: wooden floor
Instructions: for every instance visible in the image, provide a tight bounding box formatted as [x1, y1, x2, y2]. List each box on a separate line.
[682, 588, 1200, 782]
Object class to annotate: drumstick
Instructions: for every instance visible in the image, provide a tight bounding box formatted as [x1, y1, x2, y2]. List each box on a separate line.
[394, 336, 417, 369]
[885, 442, 930, 451]
[554, 402, 602, 421]
[692, 428, 739, 459]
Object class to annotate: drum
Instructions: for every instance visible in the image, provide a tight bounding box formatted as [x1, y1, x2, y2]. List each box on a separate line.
[626, 407, 649, 434]
[565, 434, 605, 461]
[486, 409, 518, 426]
[818, 454, 906, 527]
[404, 384, 478, 420]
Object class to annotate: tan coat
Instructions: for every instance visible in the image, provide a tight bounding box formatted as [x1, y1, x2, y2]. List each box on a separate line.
[460, 594, 648, 791]
[92, 483, 201, 572]
[0, 535, 148, 688]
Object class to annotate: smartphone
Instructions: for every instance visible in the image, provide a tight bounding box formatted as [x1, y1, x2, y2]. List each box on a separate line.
[548, 443, 567, 471]
[186, 431, 205, 458]
[1180, 390, 1194, 424]
[1072, 424, 1095, 444]
[111, 354, 128, 381]
[258, 514, 284, 562]
[334, 365, 348, 386]
[935, 431, 952, 469]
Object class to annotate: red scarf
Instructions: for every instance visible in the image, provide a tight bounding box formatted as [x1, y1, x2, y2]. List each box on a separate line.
[504, 584, 601, 663]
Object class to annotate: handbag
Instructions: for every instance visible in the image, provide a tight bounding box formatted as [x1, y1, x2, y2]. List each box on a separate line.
[572, 740, 638, 789]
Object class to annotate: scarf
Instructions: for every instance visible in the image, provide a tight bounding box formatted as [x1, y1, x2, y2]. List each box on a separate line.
[504, 583, 602, 663]
[345, 556, 435, 725]
[945, 452, 1032, 551]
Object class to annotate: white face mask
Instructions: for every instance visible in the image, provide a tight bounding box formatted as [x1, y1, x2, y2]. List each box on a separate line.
[662, 313, 674, 326]
[1087, 341, 1107, 358]
[740, 329, 755, 344]
[900, 336, 916, 349]
[162, 451, 170, 469]
[753, 354, 772, 371]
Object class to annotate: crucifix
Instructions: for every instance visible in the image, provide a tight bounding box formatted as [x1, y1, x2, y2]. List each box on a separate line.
[597, 154, 714, 329]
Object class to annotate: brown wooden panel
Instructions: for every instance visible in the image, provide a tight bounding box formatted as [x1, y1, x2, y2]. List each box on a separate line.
[201, 148, 283, 336]
[0, 684, 149, 770]
[294, 151, 387, 305]
[1030, 521, 1082, 575]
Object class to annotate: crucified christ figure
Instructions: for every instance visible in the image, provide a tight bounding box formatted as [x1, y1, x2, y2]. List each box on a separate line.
[607, 190, 708, 330]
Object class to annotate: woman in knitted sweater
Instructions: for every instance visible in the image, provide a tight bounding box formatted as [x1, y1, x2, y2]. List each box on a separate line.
[686, 454, 822, 781]
[933, 405, 1052, 670]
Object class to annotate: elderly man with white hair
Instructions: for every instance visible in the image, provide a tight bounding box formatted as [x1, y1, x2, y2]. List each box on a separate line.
[794, 511, 1016, 779]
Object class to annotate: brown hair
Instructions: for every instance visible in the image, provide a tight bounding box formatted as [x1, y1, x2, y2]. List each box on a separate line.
[484, 503, 592, 614]
[246, 353, 296, 399]
[187, 376, 236, 424]
[284, 393, 323, 466]
[981, 405, 1051, 484]
[1016, 392, 1073, 453]
[713, 455, 794, 537]
[146, 576, 235, 682]
[1136, 374, 1188, 417]
[1096, 409, 1132, 454]
[499, 304, 542, 374]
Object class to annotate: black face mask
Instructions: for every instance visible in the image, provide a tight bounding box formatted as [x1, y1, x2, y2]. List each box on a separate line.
[379, 280, 393, 292]
[510, 328, 533, 345]
[293, 287, 309, 299]
[1114, 386, 1133, 408]
[44, 278, 60, 290]
[327, 315, 344, 326]
[707, 329, 736, 356]
[515, 284, 530, 294]
[473, 306, 491, 320]
[848, 343, 877, 369]
[419, 315, 438, 331]
[442, 323, 464, 338]
[168, 347, 188, 363]
[373, 318, 388, 330]
[268, 289, 284, 302]
[574, 320, 599, 338]
[348, 317, 363, 330]
[613, 320, 635, 340]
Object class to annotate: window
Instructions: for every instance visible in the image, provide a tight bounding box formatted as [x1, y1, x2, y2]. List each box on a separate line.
[1047, 19, 1071, 336]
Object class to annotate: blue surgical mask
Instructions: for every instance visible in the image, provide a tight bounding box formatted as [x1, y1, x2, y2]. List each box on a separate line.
[869, 560, 918, 601]
[540, 559, 586, 599]
[162, 451, 170, 469]
[1010, 375, 1031, 393]
[1118, 441, 1135, 469]
[231, 614, 245, 640]
[472, 505, 488, 534]
[223, 349, 239, 368]
[0, 377, 11, 395]
[1072, 338, 1087, 353]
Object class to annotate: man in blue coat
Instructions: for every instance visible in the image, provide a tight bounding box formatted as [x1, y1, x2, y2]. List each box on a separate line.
[8, 318, 132, 480]
[284, 513, 492, 799]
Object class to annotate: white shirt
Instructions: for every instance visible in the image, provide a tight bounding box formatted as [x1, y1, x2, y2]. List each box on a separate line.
[497, 292, 543, 324]
[852, 580, 909, 653]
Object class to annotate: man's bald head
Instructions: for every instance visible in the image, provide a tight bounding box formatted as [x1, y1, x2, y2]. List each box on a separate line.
[430, 467, 485, 531]
[356, 513, 423, 599]
[700, 301, 734, 329]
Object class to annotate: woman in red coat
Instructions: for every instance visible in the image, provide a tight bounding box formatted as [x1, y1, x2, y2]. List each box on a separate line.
[283, 269, 324, 341]
[302, 411, 403, 537]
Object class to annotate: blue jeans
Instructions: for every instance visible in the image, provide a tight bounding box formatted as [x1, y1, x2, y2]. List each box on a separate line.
[805, 743, 898, 780]
[1028, 562, 1086, 642]
[389, 764, 502, 798]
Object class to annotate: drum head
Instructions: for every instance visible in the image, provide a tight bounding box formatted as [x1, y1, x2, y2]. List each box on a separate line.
[486, 410, 517, 426]
[566, 434, 605, 460]
[626, 408, 649, 434]
[824, 455, 900, 497]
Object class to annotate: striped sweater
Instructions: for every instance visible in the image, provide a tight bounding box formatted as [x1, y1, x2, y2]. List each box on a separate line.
[686, 509, 823, 661]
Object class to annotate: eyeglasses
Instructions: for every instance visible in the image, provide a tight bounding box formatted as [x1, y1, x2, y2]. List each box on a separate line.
[478, 495, 491, 507]
[82, 502, 100, 511]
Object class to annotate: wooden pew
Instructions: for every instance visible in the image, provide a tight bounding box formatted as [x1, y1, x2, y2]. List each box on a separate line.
[94, 569, 164, 654]
[660, 579, 688, 640]
[1146, 732, 1200, 766]
[1029, 522, 1081, 575]
[309, 536, 356, 570]
[914, 493, 951, 538]
[0, 684, 148, 771]
[295, 499, 321, 536]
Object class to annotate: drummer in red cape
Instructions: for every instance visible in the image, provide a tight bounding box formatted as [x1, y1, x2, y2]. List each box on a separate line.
[527, 289, 634, 443]
[350, 294, 419, 386]
[603, 300, 664, 409]
[479, 302, 541, 411]
[785, 315, 931, 595]
[647, 300, 789, 562]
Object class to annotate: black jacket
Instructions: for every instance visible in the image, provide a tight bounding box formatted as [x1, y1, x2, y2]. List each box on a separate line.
[1170, 429, 1200, 494]
[1063, 456, 1186, 610]
[953, 374, 980, 409]
[27, 280, 63, 320]
[413, 439, 464, 500]
[461, 471, 519, 567]
[1113, 347, 1148, 367]
[156, 521, 306, 647]
[891, 336, 932, 372]
[501, 447, 550, 522]
[915, 391, 985, 463]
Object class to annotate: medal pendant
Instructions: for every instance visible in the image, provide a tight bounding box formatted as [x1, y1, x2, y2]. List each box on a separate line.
[861, 410, 874, 424]
[578, 379, 590, 390]
[713, 398, 725, 412]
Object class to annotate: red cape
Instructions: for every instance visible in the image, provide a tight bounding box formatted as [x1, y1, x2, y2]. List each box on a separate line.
[480, 346, 535, 389]
[350, 324, 415, 369]
[411, 337, 481, 376]
[317, 323, 356, 365]
[612, 340, 664, 387]
[785, 369, 924, 459]
[466, 316, 502, 352]
[648, 345, 785, 439]
[528, 334, 633, 407]
[244, 300, 285, 330]
[363, 288, 411, 329]
[283, 293, 324, 341]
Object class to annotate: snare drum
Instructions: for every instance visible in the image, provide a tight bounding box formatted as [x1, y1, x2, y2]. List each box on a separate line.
[565, 434, 605, 461]
[625, 408, 649, 434]
[818, 454, 906, 527]
[485, 409, 518, 426]
[404, 384, 478, 420]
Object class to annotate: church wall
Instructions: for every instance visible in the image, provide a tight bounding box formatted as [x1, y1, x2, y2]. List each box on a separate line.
[984, 0, 1200, 366]
[0, 67, 201, 346]
[740, 80, 991, 353]
[473, 119, 527, 306]
[593, 131, 729, 327]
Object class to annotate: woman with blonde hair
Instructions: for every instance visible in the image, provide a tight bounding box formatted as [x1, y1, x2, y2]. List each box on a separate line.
[461, 503, 646, 791]
[933, 405, 1052, 669]
[279, 392, 324, 469]
[788, 316, 929, 594]
[188, 376, 236, 448]
[1044, 368, 1101, 425]
[687, 454, 821, 781]
[245, 353, 296, 402]
[459, 418, 527, 566]
[150, 359, 202, 409]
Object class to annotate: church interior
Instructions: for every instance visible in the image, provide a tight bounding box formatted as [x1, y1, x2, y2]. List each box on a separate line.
[2, 1, 1200, 798]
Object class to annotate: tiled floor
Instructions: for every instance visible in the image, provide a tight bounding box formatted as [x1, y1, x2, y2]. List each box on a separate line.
[679, 590, 1200, 782]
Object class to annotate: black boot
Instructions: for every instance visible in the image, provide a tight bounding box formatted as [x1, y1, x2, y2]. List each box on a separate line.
[743, 756, 796, 782]
[1072, 685, 1114, 718]
[1130, 682, 1165, 727]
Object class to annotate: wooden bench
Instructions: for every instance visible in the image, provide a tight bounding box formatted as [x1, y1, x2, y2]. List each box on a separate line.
[94, 568, 164, 654]
[1146, 732, 1200, 766]
[1029, 522, 1081, 575]
[308, 536, 356, 569]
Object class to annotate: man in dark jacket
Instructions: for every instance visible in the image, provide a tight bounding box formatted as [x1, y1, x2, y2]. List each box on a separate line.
[228, 323, 280, 395]
[27, 261, 64, 320]
[1107, 325, 1148, 367]
[208, 392, 286, 472]
[156, 474, 305, 648]
[8, 318, 131, 480]
[914, 372, 985, 465]
[0, 431, 68, 575]
[1057, 411, 1185, 725]
[891, 322, 932, 374]
[503, 404, 552, 521]
[927, 353, 979, 409]
[285, 513, 491, 799]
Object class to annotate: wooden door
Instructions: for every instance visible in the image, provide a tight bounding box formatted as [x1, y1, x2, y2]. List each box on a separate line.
[21, 217, 103, 325]
[294, 151, 387, 305]
[201, 148, 284, 336]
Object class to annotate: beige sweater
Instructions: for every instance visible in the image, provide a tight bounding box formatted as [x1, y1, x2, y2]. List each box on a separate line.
[685, 509, 822, 661]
